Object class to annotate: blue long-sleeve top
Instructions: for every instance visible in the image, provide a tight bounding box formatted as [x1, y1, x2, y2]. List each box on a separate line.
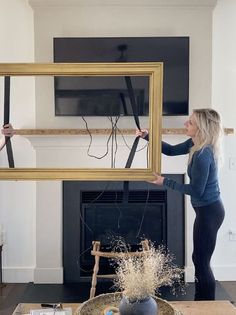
[161, 139, 220, 207]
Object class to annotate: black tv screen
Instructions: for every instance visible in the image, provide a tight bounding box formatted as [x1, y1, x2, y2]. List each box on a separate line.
[53, 37, 189, 116]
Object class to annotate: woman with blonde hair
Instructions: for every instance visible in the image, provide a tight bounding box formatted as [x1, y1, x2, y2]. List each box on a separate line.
[137, 108, 225, 300]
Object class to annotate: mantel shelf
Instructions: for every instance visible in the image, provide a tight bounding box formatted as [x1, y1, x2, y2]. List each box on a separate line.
[14, 128, 234, 136]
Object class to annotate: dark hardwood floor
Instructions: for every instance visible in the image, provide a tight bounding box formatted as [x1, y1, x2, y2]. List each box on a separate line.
[0, 283, 28, 315]
[0, 281, 235, 315]
[220, 281, 236, 305]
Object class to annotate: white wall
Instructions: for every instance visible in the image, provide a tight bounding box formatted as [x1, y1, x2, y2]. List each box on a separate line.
[0, 0, 36, 282]
[33, 2, 213, 129]
[1, 0, 236, 283]
[211, 0, 236, 279]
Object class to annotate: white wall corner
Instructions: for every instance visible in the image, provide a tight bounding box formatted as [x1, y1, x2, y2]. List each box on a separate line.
[34, 267, 63, 283]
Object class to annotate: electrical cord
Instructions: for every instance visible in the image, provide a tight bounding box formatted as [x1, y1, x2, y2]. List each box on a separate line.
[82, 116, 120, 160]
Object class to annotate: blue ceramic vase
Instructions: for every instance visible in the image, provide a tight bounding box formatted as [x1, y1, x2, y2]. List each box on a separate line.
[119, 296, 158, 315]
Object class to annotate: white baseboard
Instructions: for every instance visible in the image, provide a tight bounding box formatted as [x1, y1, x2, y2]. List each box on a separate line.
[185, 266, 195, 282]
[2, 267, 64, 283]
[34, 267, 63, 283]
[213, 265, 236, 281]
[4, 266, 236, 283]
[185, 265, 236, 282]
[3, 267, 34, 283]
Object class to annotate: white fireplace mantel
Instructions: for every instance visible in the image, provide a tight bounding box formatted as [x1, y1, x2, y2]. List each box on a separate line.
[29, 134, 192, 283]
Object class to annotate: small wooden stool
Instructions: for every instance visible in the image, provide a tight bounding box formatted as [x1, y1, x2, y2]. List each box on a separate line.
[89, 239, 150, 299]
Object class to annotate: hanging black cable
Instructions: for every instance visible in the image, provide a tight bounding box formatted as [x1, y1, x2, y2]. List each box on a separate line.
[124, 76, 141, 131]
[116, 45, 143, 197]
[123, 76, 142, 203]
[4, 76, 14, 168]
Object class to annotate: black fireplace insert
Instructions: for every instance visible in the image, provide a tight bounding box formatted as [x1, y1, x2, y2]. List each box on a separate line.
[63, 177, 185, 282]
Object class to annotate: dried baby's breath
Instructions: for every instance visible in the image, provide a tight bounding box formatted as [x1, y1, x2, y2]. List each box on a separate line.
[113, 242, 183, 302]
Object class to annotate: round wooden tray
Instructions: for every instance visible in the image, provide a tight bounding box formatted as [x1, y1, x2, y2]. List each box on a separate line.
[76, 293, 183, 315]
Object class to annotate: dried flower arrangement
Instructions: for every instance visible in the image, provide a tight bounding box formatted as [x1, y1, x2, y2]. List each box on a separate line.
[112, 241, 184, 302]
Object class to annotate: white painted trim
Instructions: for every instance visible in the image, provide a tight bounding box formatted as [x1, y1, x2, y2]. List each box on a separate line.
[213, 265, 236, 281]
[4, 265, 236, 284]
[3, 267, 64, 283]
[185, 265, 236, 283]
[185, 266, 195, 283]
[34, 267, 63, 283]
[29, 0, 217, 9]
[3, 267, 34, 283]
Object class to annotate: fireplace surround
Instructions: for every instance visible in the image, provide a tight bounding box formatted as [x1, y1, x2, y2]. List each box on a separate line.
[63, 175, 185, 282]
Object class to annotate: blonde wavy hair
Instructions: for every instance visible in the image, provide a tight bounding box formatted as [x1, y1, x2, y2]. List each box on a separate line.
[189, 108, 223, 165]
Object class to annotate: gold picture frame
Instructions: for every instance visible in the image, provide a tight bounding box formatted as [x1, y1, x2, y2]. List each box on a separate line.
[0, 62, 163, 180]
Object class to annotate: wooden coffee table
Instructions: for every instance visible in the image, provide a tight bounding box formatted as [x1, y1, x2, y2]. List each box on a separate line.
[12, 301, 236, 315]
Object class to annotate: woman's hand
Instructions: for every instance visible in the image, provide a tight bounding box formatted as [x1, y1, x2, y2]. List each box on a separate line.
[136, 129, 149, 138]
[150, 172, 165, 186]
[1, 123, 15, 138]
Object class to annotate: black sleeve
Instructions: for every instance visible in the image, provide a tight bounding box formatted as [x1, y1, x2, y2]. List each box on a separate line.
[162, 138, 193, 156]
[143, 133, 193, 156]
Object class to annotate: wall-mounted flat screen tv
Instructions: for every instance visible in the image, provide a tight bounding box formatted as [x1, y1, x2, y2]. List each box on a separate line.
[53, 37, 189, 116]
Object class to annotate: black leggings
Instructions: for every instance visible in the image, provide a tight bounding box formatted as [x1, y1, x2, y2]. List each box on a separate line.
[192, 199, 225, 301]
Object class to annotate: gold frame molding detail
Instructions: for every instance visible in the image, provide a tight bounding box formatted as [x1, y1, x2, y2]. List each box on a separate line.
[0, 62, 163, 181]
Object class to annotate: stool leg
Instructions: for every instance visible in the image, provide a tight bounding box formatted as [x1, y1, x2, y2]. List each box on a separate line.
[90, 254, 100, 299]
